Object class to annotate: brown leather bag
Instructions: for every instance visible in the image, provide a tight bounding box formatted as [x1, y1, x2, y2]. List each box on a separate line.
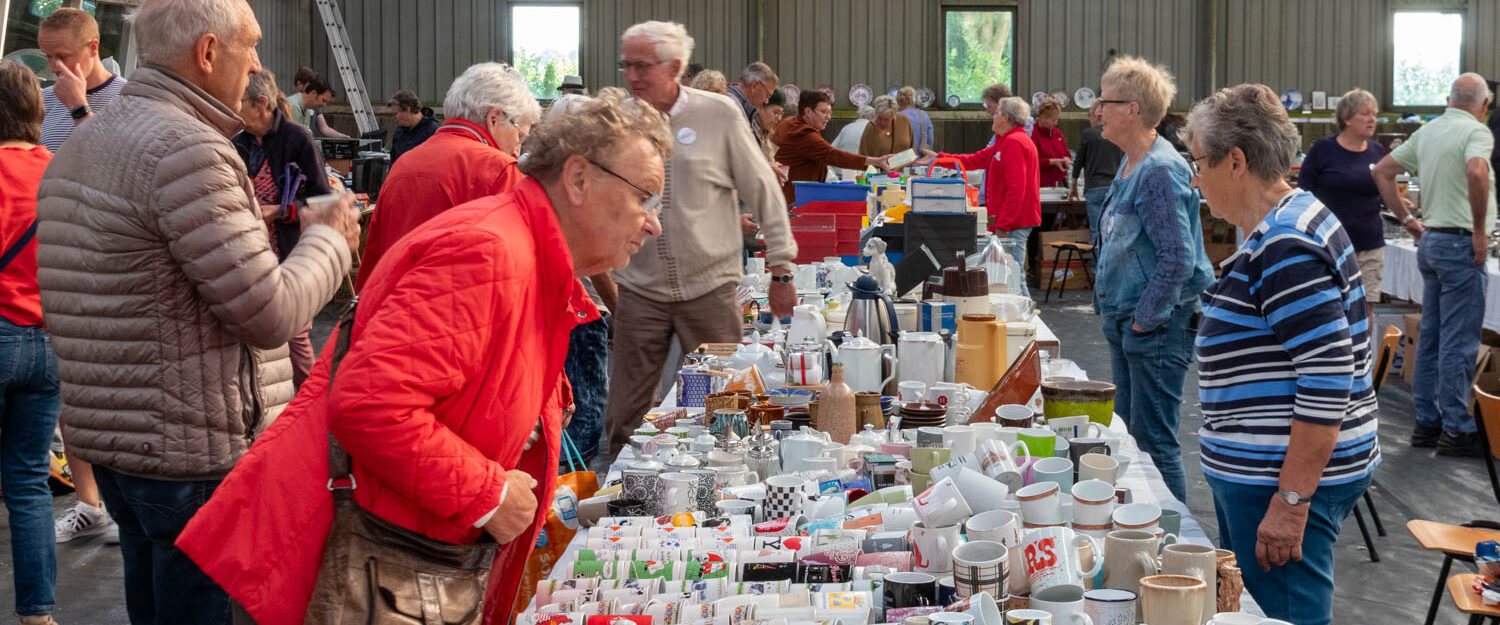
[304, 302, 499, 625]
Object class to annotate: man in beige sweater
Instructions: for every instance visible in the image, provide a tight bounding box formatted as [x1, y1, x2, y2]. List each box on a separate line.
[605, 21, 798, 453]
[34, 0, 358, 621]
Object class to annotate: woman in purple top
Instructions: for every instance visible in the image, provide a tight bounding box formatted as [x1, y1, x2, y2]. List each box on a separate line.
[1297, 88, 1404, 302]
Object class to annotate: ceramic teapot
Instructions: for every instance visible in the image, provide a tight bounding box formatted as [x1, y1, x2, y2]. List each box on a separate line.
[838, 332, 898, 394]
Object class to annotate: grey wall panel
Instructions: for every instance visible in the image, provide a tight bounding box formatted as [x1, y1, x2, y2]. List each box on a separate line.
[762, 0, 941, 108]
[251, 0, 306, 87]
[583, 0, 756, 93]
[1219, 0, 1388, 107]
[1016, 0, 1200, 108]
[311, 0, 504, 105]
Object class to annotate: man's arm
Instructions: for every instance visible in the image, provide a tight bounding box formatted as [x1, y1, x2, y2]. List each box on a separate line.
[1372, 155, 1421, 239]
[1468, 156, 1490, 265]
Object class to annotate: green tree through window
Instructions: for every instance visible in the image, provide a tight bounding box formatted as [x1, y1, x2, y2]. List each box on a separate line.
[511, 5, 579, 100]
[945, 9, 1014, 105]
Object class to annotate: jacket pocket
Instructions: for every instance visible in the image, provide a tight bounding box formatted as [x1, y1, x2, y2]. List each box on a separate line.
[238, 345, 263, 441]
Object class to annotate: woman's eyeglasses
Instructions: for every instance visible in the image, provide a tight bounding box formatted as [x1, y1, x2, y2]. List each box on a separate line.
[590, 160, 662, 215]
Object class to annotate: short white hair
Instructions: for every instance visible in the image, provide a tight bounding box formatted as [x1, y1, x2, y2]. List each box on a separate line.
[997, 96, 1030, 126]
[130, 0, 247, 68]
[443, 62, 541, 127]
[622, 21, 694, 79]
[857, 105, 876, 120]
[1450, 72, 1493, 108]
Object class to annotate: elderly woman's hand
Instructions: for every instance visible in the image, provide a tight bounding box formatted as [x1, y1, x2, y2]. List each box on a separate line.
[483, 470, 541, 544]
[1255, 497, 1310, 571]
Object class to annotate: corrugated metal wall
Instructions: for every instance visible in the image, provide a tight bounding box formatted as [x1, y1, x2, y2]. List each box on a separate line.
[251, 0, 309, 88]
[1020, 0, 1205, 109]
[761, 0, 939, 107]
[311, 0, 501, 104]
[1216, 0, 1388, 105]
[582, 0, 758, 93]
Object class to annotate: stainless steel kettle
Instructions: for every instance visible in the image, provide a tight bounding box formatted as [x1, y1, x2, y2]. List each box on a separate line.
[844, 274, 899, 344]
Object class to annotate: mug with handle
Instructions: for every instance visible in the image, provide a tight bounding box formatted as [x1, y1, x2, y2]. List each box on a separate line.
[909, 522, 962, 575]
[1101, 530, 1162, 595]
[977, 439, 1030, 491]
[1021, 526, 1103, 594]
[1082, 588, 1136, 625]
[1027, 584, 1095, 625]
[1162, 543, 1218, 625]
[1004, 609, 1054, 625]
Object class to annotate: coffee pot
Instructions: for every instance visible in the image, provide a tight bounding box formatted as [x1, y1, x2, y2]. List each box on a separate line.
[837, 332, 898, 394]
[788, 304, 827, 346]
[845, 274, 900, 344]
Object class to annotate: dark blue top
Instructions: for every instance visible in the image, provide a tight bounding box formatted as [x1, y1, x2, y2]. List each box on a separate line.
[392, 109, 439, 163]
[1297, 136, 1387, 251]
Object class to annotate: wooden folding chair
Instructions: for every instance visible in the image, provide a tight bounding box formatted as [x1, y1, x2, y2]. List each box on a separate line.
[1472, 378, 1500, 508]
[1447, 574, 1500, 625]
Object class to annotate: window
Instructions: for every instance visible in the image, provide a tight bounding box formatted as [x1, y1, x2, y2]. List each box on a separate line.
[1392, 11, 1463, 107]
[4, 0, 128, 86]
[510, 4, 580, 100]
[943, 8, 1015, 105]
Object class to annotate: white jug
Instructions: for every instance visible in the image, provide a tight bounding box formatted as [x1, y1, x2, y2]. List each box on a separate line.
[838, 333, 898, 394]
[787, 304, 827, 346]
[781, 428, 833, 472]
[898, 331, 946, 387]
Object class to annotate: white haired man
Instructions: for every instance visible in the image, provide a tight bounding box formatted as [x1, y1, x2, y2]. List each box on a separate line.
[728, 61, 779, 135]
[358, 61, 540, 289]
[1375, 72, 1496, 456]
[34, 0, 360, 622]
[604, 21, 798, 454]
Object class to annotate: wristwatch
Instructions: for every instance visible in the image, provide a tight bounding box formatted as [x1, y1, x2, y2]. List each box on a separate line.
[770, 274, 794, 284]
[69, 104, 91, 120]
[1275, 488, 1311, 506]
[1402, 213, 1416, 225]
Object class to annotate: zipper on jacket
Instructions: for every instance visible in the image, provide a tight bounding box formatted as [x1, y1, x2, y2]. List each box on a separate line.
[239, 345, 263, 442]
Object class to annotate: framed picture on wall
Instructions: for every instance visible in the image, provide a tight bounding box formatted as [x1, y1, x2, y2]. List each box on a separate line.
[1311, 91, 1328, 109]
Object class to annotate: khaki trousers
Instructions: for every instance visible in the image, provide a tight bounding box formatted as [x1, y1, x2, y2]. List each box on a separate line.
[605, 283, 742, 454]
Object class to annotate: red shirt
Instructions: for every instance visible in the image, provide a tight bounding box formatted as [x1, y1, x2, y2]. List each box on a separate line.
[0, 146, 53, 326]
[938, 127, 1041, 232]
[357, 119, 520, 290]
[1031, 125, 1070, 188]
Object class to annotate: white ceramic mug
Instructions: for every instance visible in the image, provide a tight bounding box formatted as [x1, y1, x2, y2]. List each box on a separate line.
[1069, 480, 1116, 527]
[1076, 454, 1118, 485]
[1110, 502, 1162, 533]
[1163, 543, 1219, 624]
[977, 439, 1030, 491]
[1004, 609, 1053, 624]
[1031, 457, 1074, 492]
[1209, 613, 1262, 625]
[1045, 416, 1104, 440]
[1015, 482, 1062, 525]
[965, 509, 1021, 549]
[944, 425, 979, 457]
[952, 467, 1010, 513]
[899, 381, 930, 405]
[908, 521, 962, 574]
[912, 477, 974, 528]
[994, 404, 1035, 427]
[1021, 526, 1103, 594]
[1028, 584, 1094, 625]
[1082, 588, 1136, 625]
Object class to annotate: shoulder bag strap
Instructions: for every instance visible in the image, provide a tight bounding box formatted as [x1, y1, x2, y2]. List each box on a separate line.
[0, 221, 38, 276]
[326, 298, 359, 492]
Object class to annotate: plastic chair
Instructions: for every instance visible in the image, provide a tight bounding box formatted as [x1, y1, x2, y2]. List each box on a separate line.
[1472, 378, 1500, 508]
[1043, 240, 1095, 302]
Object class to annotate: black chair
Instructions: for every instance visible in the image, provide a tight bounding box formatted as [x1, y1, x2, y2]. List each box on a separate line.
[1043, 241, 1095, 302]
[1351, 325, 1402, 562]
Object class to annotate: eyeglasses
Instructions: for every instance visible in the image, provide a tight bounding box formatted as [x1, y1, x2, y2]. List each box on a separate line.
[590, 160, 662, 215]
[617, 59, 668, 73]
[1096, 99, 1135, 106]
[1188, 153, 1209, 176]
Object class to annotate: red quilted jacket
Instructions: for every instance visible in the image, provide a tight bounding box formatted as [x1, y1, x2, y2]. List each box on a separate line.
[177, 177, 596, 625]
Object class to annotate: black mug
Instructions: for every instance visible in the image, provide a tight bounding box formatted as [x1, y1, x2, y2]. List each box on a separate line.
[882, 571, 939, 609]
[741, 562, 797, 582]
[608, 498, 651, 517]
[797, 563, 851, 584]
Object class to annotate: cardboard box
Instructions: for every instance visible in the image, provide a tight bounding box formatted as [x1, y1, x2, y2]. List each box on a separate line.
[1040, 259, 1091, 290]
[1403, 313, 1420, 384]
[1039, 229, 1093, 263]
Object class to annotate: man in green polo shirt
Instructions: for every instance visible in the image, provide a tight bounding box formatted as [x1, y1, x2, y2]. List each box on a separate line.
[1375, 72, 1495, 456]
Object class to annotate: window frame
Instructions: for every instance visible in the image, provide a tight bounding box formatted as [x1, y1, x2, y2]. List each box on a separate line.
[940, 5, 1017, 110]
[1388, 8, 1466, 112]
[503, 0, 583, 103]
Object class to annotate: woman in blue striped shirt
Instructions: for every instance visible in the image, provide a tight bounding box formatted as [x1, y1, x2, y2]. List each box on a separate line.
[1183, 84, 1379, 625]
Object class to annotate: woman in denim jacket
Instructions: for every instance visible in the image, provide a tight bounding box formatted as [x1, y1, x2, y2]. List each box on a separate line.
[1093, 57, 1215, 502]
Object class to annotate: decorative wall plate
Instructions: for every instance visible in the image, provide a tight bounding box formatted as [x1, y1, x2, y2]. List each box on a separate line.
[782, 84, 801, 106]
[1073, 87, 1096, 109]
[916, 87, 936, 108]
[1280, 88, 1303, 111]
[850, 84, 874, 108]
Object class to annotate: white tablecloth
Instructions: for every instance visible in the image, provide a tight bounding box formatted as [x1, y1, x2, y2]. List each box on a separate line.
[1382, 240, 1500, 331]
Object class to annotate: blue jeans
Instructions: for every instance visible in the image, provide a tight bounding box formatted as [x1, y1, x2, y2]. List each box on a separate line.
[94, 466, 231, 625]
[1102, 306, 1196, 502]
[564, 317, 611, 462]
[1001, 227, 1032, 298]
[1206, 473, 1370, 625]
[1083, 187, 1108, 244]
[0, 320, 61, 617]
[1413, 231, 1486, 435]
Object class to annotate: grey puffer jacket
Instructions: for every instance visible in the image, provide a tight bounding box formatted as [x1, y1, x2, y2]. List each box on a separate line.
[36, 65, 352, 480]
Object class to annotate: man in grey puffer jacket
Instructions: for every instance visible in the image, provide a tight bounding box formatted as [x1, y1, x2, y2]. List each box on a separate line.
[34, 0, 360, 622]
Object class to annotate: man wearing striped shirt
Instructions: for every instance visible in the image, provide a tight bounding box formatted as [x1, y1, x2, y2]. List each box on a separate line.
[1185, 84, 1378, 625]
[37, 8, 125, 154]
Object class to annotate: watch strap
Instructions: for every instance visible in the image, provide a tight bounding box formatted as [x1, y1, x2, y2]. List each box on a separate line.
[70, 104, 90, 120]
[1277, 488, 1310, 506]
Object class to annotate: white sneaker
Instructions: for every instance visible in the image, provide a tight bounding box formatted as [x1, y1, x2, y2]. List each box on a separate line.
[103, 520, 119, 545]
[55, 501, 112, 543]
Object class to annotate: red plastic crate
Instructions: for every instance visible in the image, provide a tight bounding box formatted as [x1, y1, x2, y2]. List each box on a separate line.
[789, 213, 838, 228]
[796, 200, 867, 215]
[835, 214, 865, 228]
[837, 227, 862, 244]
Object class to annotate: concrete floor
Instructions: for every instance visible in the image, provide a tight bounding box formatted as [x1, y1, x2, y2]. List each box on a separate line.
[0, 294, 1494, 624]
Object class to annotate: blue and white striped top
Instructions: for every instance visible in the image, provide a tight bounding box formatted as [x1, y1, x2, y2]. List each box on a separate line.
[1196, 189, 1381, 486]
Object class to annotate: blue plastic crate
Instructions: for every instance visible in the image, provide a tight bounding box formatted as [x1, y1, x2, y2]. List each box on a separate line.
[793, 181, 869, 207]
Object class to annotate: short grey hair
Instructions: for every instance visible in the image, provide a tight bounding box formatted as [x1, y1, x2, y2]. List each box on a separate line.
[520, 87, 672, 184]
[857, 105, 876, 120]
[1181, 83, 1301, 182]
[1334, 88, 1378, 131]
[443, 62, 541, 127]
[741, 62, 778, 86]
[622, 21, 695, 80]
[1450, 72, 1493, 108]
[997, 96, 1030, 126]
[1101, 56, 1177, 128]
[872, 95, 899, 117]
[131, 0, 247, 68]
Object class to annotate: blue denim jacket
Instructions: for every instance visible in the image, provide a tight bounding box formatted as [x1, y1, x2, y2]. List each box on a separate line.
[1094, 136, 1215, 330]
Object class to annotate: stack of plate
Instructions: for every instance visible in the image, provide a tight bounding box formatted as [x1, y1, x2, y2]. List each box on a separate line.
[896, 402, 947, 429]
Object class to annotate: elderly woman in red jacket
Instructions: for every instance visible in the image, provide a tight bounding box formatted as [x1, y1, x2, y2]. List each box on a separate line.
[177, 91, 669, 625]
[920, 96, 1041, 295]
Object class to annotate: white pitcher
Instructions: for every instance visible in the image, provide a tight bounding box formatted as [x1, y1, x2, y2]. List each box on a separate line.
[898, 331, 946, 387]
[788, 304, 827, 346]
[838, 333, 898, 394]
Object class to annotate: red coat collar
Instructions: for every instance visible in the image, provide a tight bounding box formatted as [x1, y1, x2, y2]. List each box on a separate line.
[511, 178, 601, 326]
[435, 118, 502, 149]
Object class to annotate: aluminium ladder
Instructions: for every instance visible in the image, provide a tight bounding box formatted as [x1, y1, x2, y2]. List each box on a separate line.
[313, 0, 379, 135]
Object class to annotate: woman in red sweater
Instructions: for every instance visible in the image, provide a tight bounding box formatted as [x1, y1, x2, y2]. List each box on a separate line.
[1032, 98, 1073, 188]
[0, 59, 62, 625]
[920, 96, 1041, 295]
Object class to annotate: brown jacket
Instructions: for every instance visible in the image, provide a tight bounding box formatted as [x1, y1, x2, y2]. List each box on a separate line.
[36, 65, 352, 479]
[773, 115, 868, 204]
[860, 114, 914, 157]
